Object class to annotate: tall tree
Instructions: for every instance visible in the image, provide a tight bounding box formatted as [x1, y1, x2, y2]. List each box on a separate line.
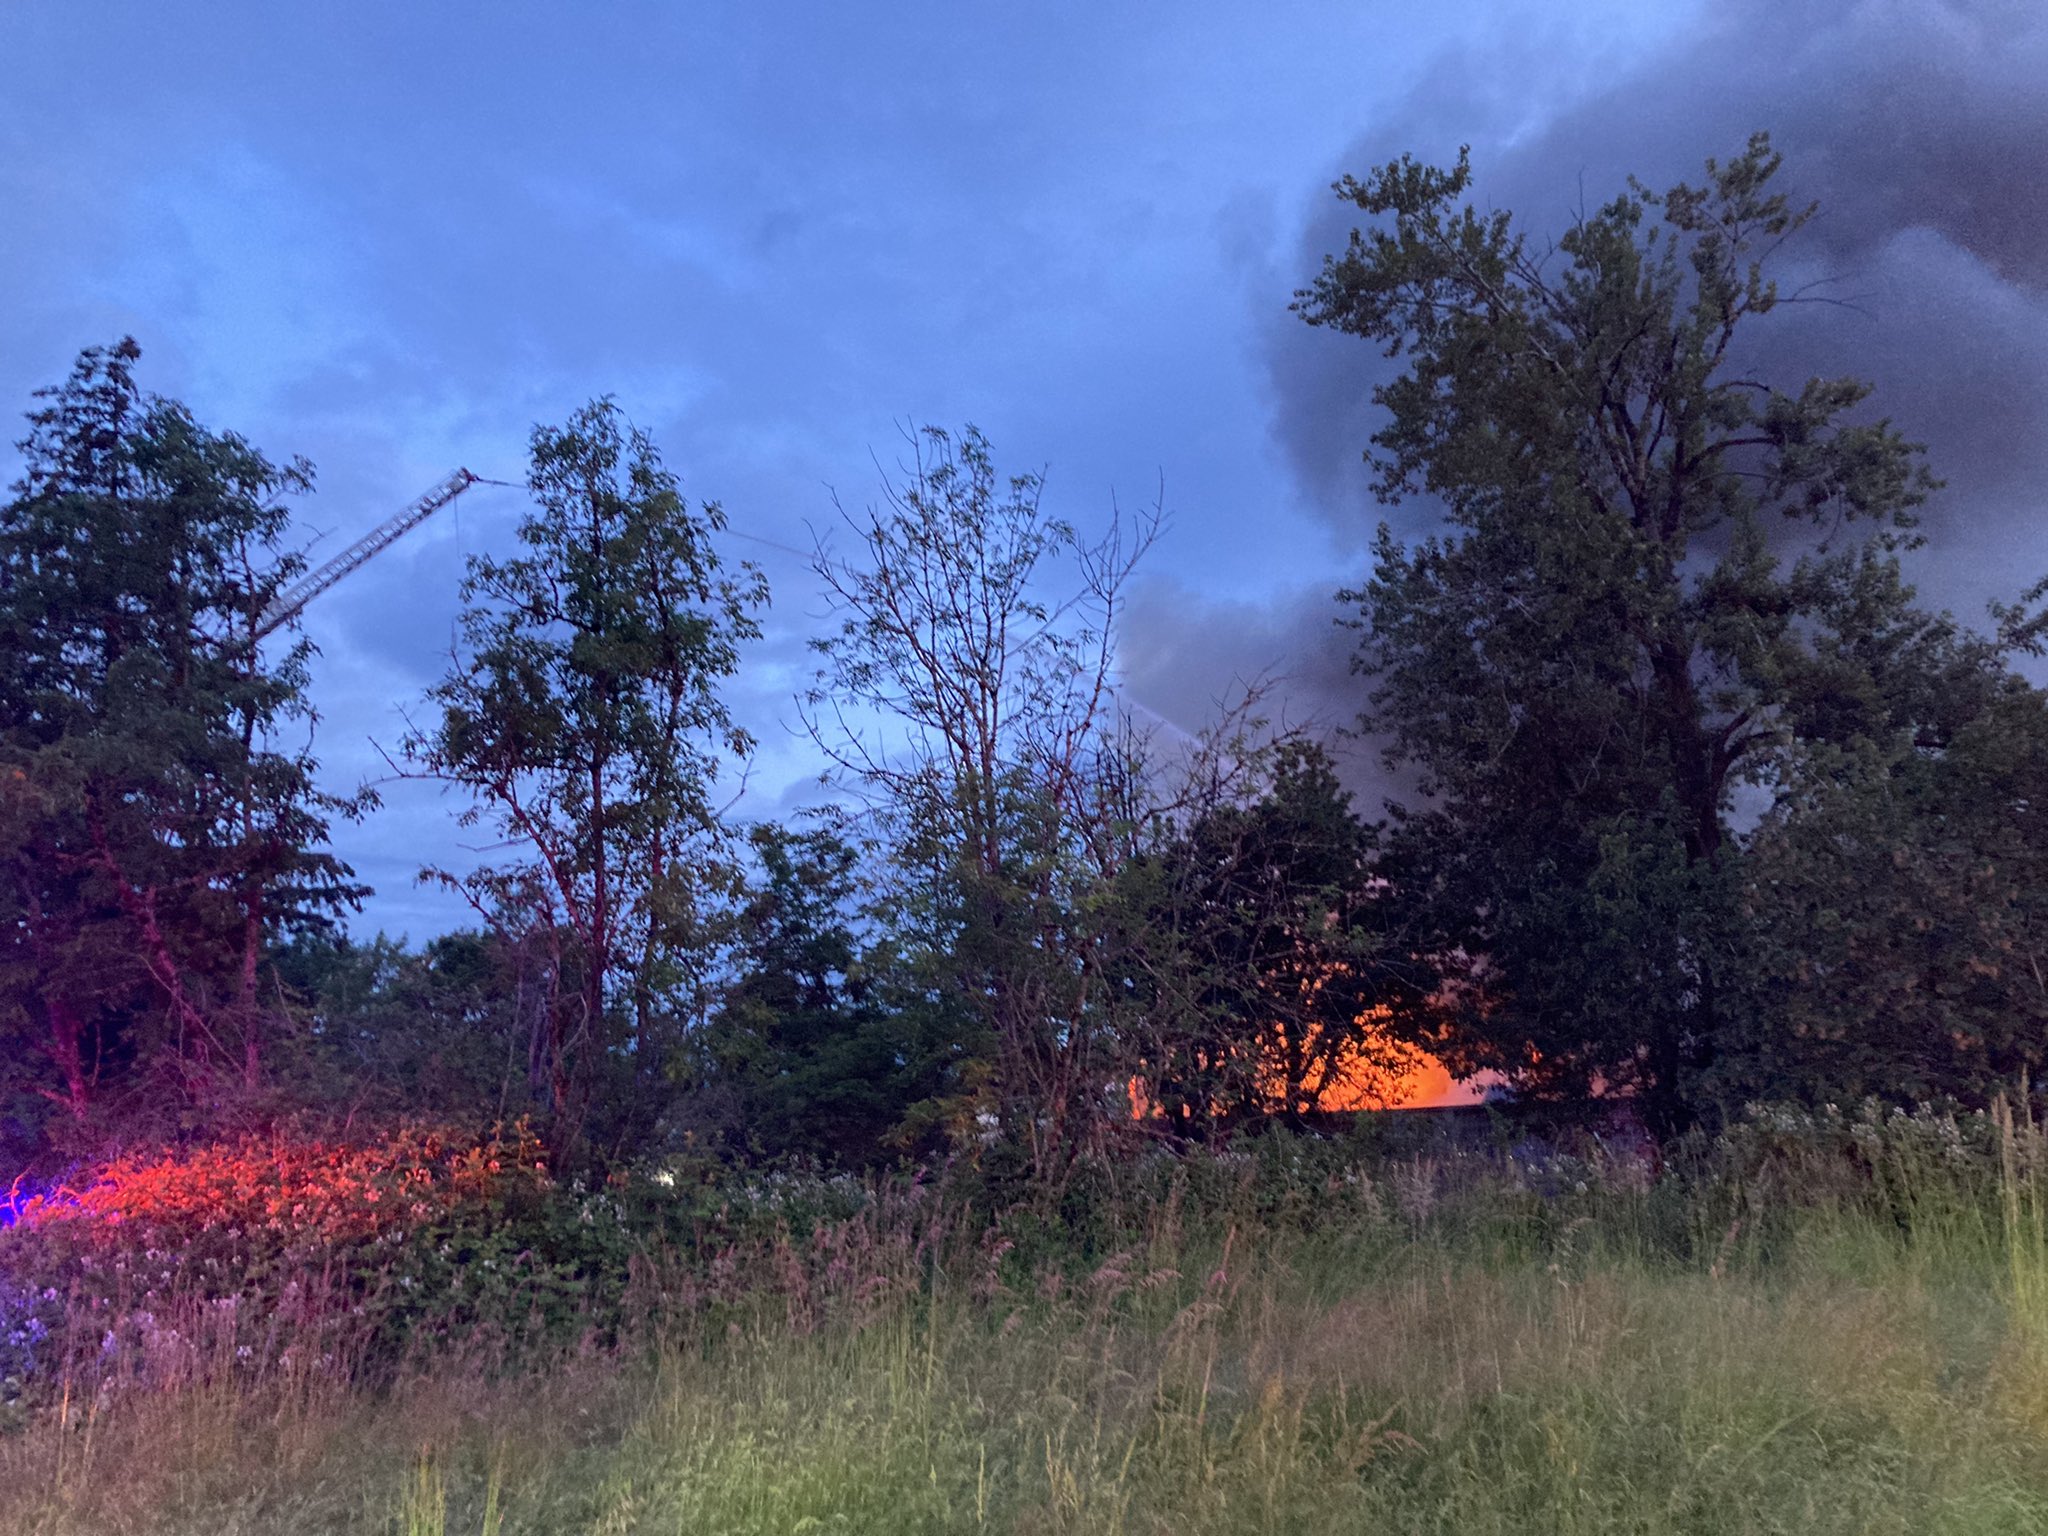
[402, 399, 766, 1144]
[1295, 135, 1938, 1129]
[0, 338, 362, 1149]
[805, 425, 1158, 1179]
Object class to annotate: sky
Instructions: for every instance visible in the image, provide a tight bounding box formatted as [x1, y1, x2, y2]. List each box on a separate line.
[4, 0, 2044, 940]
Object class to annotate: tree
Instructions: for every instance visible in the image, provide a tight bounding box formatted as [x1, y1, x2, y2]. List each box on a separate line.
[1295, 135, 1939, 1129]
[401, 399, 766, 1146]
[270, 927, 556, 1124]
[1730, 591, 2048, 1105]
[1116, 740, 1433, 1136]
[0, 339, 363, 1152]
[692, 821, 966, 1166]
[804, 425, 1158, 1178]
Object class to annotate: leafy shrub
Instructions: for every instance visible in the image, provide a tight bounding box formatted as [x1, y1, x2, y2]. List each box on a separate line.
[3, 1101, 2031, 1434]
[0, 1123, 642, 1401]
[0, 1278, 54, 1431]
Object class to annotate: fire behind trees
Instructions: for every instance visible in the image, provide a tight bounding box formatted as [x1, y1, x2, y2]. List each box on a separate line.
[6, 133, 2048, 1176]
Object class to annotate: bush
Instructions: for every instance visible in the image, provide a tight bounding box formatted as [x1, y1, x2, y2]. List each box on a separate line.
[0, 1124, 642, 1400]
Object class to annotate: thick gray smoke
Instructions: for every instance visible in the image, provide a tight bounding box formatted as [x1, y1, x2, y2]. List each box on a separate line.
[1150, 0, 2048, 809]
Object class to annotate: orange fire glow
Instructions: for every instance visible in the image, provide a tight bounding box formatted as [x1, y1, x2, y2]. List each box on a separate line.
[1131, 1008, 1495, 1120]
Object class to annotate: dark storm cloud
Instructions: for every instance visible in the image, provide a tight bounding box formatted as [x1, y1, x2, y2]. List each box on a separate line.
[1185, 0, 2048, 811]
[1115, 575, 1433, 813]
[1121, 577, 1358, 741]
[1263, 0, 2048, 579]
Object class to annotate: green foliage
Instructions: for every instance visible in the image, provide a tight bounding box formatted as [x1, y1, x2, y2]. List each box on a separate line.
[14, 1114, 2048, 1532]
[1733, 677, 2048, 1107]
[1296, 134, 1976, 1129]
[0, 339, 363, 1162]
[692, 821, 972, 1166]
[1112, 741, 1432, 1134]
[806, 425, 1159, 1180]
[0, 1126, 620, 1383]
[403, 399, 767, 1148]
[269, 927, 562, 1123]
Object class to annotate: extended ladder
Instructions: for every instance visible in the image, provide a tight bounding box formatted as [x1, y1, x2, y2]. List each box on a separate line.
[254, 468, 486, 641]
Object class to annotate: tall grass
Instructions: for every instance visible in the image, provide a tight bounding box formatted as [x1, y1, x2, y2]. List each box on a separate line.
[3, 1111, 2048, 1533]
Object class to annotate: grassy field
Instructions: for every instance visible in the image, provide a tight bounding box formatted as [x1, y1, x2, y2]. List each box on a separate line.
[5, 1109, 2048, 1533]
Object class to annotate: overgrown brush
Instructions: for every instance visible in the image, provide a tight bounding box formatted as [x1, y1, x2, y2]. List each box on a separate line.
[4, 1106, 2048, 1532]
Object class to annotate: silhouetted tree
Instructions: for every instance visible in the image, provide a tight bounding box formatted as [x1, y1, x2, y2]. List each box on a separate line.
[1114, 742, 1432, 1136]
[401, 399, 766, 1145]
[1298, 135, 1941, 1129]
[0, 339, 362, 1155]
[692, 821, 968, 1165]
[804, 426, 1158, 1181]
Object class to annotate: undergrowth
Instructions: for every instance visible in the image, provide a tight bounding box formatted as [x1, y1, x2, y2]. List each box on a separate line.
[1, 1101, 2046, 1533]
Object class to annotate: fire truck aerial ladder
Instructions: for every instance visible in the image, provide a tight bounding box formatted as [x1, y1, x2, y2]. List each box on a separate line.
[251, 468, 509, 642]
[247, 465, 808, 646]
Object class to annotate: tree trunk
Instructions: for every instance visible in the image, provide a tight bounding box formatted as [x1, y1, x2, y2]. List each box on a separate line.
[44, 996, 91, 1121]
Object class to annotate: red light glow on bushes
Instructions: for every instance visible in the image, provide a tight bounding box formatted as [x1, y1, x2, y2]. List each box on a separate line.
[4, 1125, 549, 1244]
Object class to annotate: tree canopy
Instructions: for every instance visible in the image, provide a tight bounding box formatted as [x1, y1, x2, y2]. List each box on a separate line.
[0, 339, 361, 1160]
[7, 132, 2046, 1176]
[401, 399, 767, 1148]
[1296, 133, 2005, 1128]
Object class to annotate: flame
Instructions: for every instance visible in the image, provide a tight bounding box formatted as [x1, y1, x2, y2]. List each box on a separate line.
[1301, 1026, 1455, 1111]
[1127, 938, 1503, 1120]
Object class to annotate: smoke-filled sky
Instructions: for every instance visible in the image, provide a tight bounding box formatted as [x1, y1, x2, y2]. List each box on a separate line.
[4, 1, 2044, 939]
